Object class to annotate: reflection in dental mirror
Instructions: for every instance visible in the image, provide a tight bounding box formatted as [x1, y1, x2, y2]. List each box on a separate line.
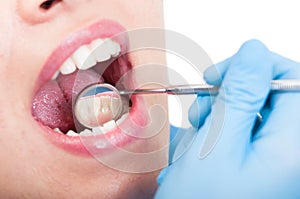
[74, 84, 125, 129]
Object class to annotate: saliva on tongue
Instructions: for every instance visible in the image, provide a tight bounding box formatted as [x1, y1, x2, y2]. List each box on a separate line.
[32, 69, 104, 133]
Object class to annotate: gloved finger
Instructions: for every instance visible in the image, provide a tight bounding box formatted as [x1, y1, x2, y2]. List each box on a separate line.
[204, 40, 274, 153]
[254, 53, 300, 140]
[188, 57, 230, 130]
[204, 57, 231, 86]
[188, 95, 214, 129]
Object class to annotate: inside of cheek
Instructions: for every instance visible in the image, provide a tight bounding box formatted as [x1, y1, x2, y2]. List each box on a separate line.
[31, 57, 131, 134]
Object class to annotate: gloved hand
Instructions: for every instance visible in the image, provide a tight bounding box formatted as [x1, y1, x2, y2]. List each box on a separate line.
[155, 40, 300, 199]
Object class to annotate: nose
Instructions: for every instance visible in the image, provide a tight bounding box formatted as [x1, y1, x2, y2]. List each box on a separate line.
[17, 0, 65, 24]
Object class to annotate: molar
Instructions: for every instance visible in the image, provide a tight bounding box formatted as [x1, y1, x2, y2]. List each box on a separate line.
[66, 130, 79, 136]
[102, 120, 117, 131]
[111, 41, 121, 57]
[79, 129, 94, 136]
[92, 120, 117, 135]
[116, 113, 129, 126]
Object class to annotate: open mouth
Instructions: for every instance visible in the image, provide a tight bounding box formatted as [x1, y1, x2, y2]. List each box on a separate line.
[32, 38, 130, 134]
[31, 20, 147, 156]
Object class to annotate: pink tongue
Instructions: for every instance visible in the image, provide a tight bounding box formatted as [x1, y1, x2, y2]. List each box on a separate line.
[32, 70, 104, 132]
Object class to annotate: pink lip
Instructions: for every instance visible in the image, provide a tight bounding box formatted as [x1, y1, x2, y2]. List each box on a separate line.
[35, 19, 149, 157]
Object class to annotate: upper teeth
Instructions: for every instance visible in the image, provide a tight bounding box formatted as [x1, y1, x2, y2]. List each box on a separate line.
[52, 38, 121, 79]
[71, 46, 97, 70]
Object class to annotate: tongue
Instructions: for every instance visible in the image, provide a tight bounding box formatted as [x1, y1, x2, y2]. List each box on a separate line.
[32, 70, 104, 132]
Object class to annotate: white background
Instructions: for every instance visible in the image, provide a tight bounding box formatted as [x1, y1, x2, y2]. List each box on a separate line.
[164, 0, 300, 127]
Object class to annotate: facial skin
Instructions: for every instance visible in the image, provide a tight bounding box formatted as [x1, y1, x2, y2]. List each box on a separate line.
[0, 0, 168, 198]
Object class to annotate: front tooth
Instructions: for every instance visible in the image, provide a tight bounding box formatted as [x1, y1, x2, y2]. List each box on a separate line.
[66, 130, 79, 136]
[71, 46, 96, 70]
[60, 58, 76, 75]
[89, 39, 111, 62]
[80, 129, 93, 136]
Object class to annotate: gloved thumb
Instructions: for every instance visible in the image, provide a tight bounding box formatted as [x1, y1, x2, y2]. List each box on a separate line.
[188, 57, 232, 129]
[188, 95, 214, 129]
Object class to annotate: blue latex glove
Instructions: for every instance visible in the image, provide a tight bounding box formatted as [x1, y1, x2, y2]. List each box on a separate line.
[155, 40, 300, 199]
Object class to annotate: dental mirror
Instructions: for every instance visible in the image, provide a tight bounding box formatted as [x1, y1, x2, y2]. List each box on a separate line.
[75, 80, 300, 129]
[74, 81, 218, 129]
[74, 84, 124, 129]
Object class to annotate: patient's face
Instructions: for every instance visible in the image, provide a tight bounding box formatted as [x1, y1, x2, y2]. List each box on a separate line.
[0, 0, 169, 198]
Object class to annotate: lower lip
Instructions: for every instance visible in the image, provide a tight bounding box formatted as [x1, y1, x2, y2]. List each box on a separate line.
[40, 95, 148, 157]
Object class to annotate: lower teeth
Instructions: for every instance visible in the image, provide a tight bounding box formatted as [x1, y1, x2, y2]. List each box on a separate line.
[66, 130, 79, 137]
[53, 112, 129, 137]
